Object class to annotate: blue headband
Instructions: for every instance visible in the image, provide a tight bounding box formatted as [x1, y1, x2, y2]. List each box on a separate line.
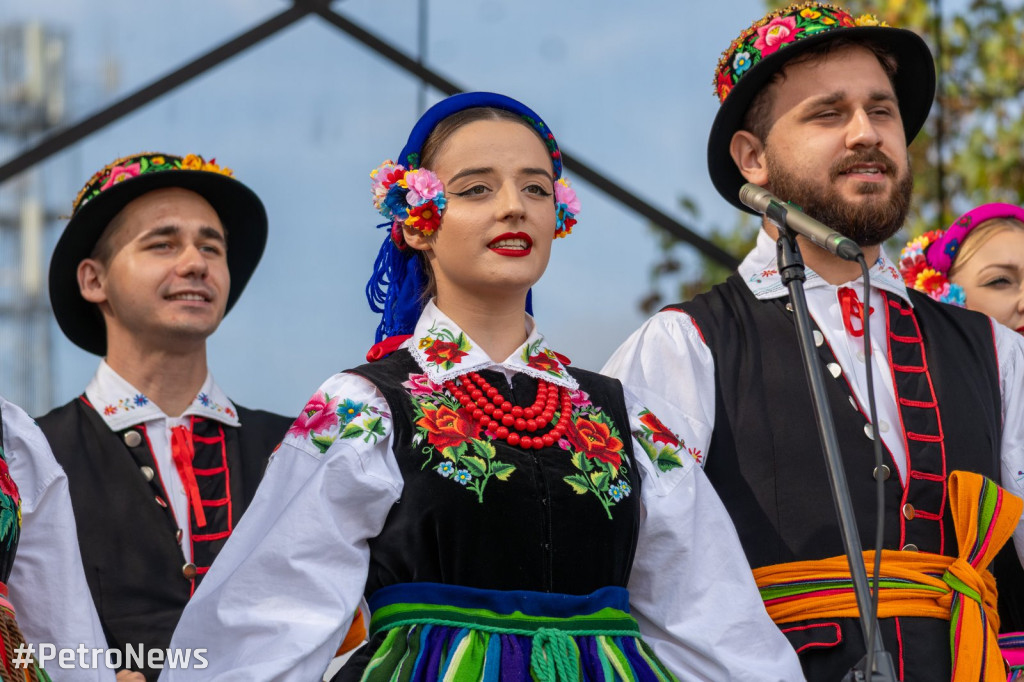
[365, 92, 568, 344]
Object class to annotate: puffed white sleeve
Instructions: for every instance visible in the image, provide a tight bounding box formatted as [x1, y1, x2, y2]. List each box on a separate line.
[162, 373, 402, 682]
[992, 321, 1024, 568]
[624, 391, 805, 681]
[2, 396, 114, 682]
[602, 311, 716, 468]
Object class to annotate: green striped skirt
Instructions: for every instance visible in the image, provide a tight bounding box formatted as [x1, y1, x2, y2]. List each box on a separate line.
[357, 583, 677, 682]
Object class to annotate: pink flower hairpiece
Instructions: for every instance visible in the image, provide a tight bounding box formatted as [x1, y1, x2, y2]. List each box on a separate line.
[371, 160, 447, 242]
[554, 178, 580, 238]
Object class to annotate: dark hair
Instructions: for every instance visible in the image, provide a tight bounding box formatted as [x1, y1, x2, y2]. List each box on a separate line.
[741, 37, 899, 142]
[415, 107, 548, 299]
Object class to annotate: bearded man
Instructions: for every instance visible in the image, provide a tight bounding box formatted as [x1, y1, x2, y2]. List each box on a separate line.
[604, 4, 1024, 681]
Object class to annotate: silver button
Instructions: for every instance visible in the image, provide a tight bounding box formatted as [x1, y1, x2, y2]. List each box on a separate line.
[140, 466, 155, 482]
[786, 302, 793, 312]
[864, 424, 875, 440]
[123, 430, 142, 447]
[902, 543, 919, 552]
[903, 503, 915, 520]
[827, 363, 842, 378]
[879, 420, 890, 434]
[813, 330, 824, 347]
[849, 396, 859, 411]
[182, 562, 198, 580]
[873, 465, 890, 481]
[855, 350, 866, 363]
[176, 529, 183, 544]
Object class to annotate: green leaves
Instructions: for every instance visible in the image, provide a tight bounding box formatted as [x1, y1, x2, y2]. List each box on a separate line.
[564, 474, 590, 495]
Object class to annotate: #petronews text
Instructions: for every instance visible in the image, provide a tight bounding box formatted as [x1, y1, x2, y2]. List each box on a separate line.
[13, 642, 209, 670]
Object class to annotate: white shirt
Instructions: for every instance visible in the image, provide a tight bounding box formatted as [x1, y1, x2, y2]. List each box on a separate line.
[85, 361, 241, 562]
[1, 394, 113, 681]
[603, 230, 1024, 567]
[163, 302, 805, 682]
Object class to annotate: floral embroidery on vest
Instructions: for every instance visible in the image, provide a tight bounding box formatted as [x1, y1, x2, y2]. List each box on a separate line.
[635, 409, 691, 470]
[560, 392, 633, 519]
[289, 391, 389, 454]
[410, 377, 516, 504]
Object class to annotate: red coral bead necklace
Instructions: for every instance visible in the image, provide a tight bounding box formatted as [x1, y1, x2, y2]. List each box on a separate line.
[443, 371, 572, 449]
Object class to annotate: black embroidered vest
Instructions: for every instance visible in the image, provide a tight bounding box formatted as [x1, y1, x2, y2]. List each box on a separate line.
[37, 398, 289, 682]
[350, 349, 641, 598]
[672, 274, 1018, 681]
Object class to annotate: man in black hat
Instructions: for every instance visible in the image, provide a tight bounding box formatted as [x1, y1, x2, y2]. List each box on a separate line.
[37, 153, 291, 681]
[605, 3, 1024, 680]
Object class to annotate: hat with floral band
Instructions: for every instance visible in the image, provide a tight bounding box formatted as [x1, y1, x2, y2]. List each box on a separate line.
[899, 202, 1024, 306]
[50, 152, 268, 355]
[708, 2, 936, 213]
[365, 92, 580, 348]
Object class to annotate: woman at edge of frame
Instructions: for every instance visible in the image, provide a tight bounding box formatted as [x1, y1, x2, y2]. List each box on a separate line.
[162, 92, 805, 682]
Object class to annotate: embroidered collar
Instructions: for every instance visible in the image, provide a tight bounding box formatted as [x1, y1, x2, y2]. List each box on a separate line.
[404, 301, 579, 390]
[738, 229, 911, 304]
[85, 361, 241, 432]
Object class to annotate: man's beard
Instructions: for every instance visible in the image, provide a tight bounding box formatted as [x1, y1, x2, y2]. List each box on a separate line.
[764, 147, 913, 246]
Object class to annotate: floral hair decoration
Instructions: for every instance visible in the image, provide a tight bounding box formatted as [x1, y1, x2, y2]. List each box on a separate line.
[366, 92, 578, 346]
[371, 162, 447, 245]
[899, 203, 1024, 307]
[73, 152, 233, 215]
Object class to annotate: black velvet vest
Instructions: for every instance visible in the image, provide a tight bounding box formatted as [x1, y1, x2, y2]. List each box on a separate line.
[349, 349, 642, 598]
[672, 274, 1019, 681]
[37, 398, 289, 682]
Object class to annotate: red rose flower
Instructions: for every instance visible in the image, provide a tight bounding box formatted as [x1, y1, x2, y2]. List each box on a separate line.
[425, 339, 467, 366]
[639, 411, 680, 447]
[716, 70, 734, 102]
[568, 418, 624, 469]
[527, 351, 559, 373]
[416, 404, 482, 450]
[838, 12, 855, 27]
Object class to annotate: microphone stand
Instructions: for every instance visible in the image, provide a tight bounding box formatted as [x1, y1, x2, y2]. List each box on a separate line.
[766, 201, 896, 682]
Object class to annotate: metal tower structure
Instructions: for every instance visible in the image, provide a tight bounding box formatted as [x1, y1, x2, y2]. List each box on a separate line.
[0, 22, 66, 414]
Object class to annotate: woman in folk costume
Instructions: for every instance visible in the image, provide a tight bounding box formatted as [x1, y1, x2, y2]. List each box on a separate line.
[164, 92, 804, 681]
[901, 203, 1024, 334]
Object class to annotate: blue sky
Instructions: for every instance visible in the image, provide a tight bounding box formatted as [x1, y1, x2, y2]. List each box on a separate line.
[1, 0, 801, 415]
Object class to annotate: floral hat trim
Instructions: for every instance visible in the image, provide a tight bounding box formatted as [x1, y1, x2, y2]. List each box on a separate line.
[369, 161, 580, 246]
[899, 231, 966, 307]
[714, 2, 887, 102]
[72, 152, 234, 215]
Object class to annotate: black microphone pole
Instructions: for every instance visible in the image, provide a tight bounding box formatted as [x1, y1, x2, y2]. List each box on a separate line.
[763, 199, 896, 682]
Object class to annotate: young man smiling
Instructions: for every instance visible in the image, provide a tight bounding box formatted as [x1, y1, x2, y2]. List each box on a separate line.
[605, 4, 1024, 680]
[38, 153, 291, 681]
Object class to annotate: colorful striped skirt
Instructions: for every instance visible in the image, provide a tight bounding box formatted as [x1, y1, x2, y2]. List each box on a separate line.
[1003, 632, 1024, 682]
[358, 583, 677, 682]
[0, 584, 50, 682]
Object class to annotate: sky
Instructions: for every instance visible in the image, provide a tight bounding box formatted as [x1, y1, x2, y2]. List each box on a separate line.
[0, 0, 822, 416]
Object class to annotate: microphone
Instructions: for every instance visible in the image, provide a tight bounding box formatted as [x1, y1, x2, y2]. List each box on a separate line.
[739, 183, 863, 262]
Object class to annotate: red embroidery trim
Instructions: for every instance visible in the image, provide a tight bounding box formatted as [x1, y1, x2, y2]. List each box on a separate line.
[780, 622, 842, 654]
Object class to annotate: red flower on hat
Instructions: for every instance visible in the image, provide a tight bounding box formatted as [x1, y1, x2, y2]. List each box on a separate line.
[100, 162, 141, 190]
[716, 70, 734, 102]
[839, 12, 856, 27]
[754, 16, 800, 56]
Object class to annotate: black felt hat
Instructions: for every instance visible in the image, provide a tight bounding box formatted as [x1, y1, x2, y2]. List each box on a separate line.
[50, 152, 268, 355]
[707, 2, 935, 213]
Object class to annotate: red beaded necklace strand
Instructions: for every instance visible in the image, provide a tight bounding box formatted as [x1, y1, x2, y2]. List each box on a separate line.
[443, 371, 573, 449]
